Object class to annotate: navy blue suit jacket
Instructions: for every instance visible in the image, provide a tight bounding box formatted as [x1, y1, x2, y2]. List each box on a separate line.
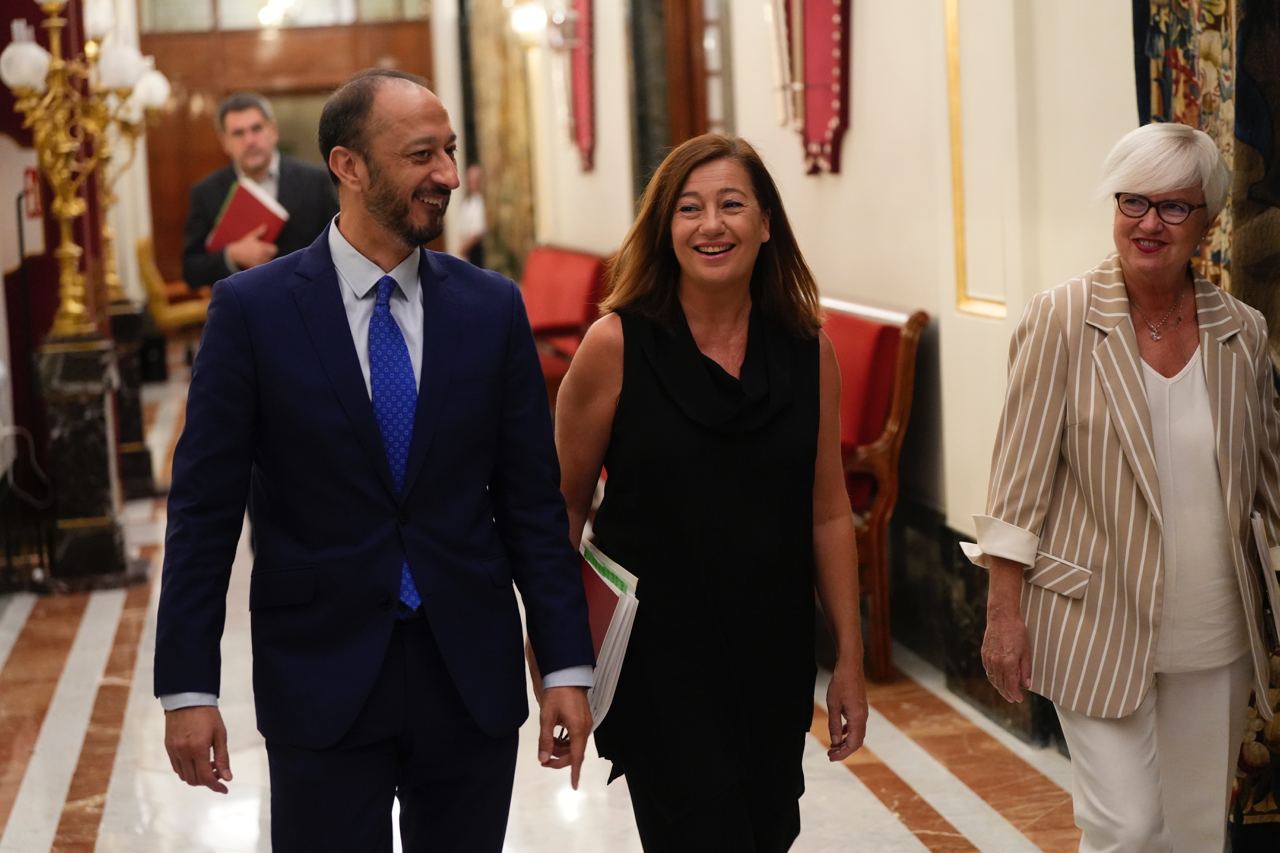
[154, 227, 594, 749]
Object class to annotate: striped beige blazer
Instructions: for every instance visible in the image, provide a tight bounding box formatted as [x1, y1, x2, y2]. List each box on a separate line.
[965, 254, 1280, 719]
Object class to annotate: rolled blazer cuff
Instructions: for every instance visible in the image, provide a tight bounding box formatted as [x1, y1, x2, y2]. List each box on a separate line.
[961, 515, 1038, 570]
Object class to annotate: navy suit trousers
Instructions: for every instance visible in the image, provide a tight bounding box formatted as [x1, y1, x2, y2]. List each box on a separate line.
[265, 616, 519, 853]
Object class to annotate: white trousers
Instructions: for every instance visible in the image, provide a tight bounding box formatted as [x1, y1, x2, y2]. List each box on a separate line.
[1055, 654, 1252, 853]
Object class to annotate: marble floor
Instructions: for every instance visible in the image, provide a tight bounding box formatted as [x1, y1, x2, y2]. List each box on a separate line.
[0, 368, 1081, 852]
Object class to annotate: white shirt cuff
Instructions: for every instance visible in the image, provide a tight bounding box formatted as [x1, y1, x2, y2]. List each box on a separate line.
[961, 515, 1039, 569]
[541, 665, 594, 689]
[160, 668, 595, 712]
[160, 692, 219, 711]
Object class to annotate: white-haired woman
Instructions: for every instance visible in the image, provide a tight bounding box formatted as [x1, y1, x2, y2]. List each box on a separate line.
[964, 121, 1280, 851]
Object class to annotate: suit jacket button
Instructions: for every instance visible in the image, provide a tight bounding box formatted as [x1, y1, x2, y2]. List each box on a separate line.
[379, 594, 394, 611]
[398, 511, 409, 525]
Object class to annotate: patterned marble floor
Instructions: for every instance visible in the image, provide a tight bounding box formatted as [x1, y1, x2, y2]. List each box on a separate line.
[0, 370, 1080, 852]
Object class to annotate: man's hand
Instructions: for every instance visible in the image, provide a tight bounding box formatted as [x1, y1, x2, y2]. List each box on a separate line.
[537, 686, 591, 789]
[826, 659, 868, 762]
[225, 224, 278, 269]
[164, 705, 233, 794]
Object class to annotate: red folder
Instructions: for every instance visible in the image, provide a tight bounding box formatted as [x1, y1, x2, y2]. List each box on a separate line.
[204, 179, 290, 252]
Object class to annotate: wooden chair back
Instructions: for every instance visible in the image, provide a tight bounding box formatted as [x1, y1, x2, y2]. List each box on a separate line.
[823, 304, 929, 680]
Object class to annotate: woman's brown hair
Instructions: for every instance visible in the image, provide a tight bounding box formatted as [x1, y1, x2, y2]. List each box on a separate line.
[601, 134, 822, 338]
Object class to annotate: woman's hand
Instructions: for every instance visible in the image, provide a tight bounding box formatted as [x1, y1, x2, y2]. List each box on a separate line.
[825, 660, 868, 761]
[811, 332, 870, 761]
[981, 609, 1031, 703]
[981, 556, 1032, 703]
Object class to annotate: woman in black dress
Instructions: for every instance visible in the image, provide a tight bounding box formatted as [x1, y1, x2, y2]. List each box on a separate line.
[555, 134, 868, 850]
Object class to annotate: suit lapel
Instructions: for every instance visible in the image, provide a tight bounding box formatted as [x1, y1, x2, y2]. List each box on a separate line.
[402, 250, 457, 499]
[1196, 279, 1247, 528]
[1086, 272, 1164, 529]
[291, 228, 396, 497]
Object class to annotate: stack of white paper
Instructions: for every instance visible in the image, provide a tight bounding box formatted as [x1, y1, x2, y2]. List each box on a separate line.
[581, 538, 639, 730]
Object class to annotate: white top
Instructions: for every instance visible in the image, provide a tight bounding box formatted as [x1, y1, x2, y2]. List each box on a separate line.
[1143, 348, 1249, 672]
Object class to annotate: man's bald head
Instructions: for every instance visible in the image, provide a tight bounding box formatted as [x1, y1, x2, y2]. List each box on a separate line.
[318, 68, 435, 187]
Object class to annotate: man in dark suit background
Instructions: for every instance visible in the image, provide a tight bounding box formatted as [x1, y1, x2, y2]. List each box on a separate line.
[181, 91, 338, 288]
[156, 69, 594, 852]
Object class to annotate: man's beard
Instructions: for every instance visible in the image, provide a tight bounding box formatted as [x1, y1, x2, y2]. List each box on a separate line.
[365, 159, 448, 247]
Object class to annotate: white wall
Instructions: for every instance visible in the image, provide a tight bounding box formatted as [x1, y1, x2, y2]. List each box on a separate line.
[731, 0, 952, 318]
[525, 1, 635, 254]
[936, 0, 1133, 533]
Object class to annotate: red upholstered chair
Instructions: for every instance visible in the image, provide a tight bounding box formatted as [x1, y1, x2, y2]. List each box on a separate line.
[519, 246, 607, 406]
[823, 306, 929, 680]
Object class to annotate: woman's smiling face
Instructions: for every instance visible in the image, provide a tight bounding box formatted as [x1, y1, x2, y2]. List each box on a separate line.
[670, 158, 771, 295]
[1112, 185, 1208, 284]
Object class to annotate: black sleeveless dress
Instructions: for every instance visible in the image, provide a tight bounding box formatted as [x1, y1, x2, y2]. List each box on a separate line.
[591, 303, 820, 837]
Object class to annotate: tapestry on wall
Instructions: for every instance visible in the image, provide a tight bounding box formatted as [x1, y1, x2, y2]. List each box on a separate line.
[467, 0, 538, 281]
[1231, 4, 1280, 361]
[1138, 3, 1280, 847]
[1139, 0, 1280, 352]
[1140, 0, 1235, 287]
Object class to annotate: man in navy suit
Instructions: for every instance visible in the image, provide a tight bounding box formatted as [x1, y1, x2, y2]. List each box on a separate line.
[155, 69, 594, 852]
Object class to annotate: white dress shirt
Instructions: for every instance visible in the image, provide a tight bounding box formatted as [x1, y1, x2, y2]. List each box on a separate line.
[161, 219, 589, 712]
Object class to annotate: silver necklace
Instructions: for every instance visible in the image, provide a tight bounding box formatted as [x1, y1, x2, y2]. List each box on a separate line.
[1133, 287, 1185, 342]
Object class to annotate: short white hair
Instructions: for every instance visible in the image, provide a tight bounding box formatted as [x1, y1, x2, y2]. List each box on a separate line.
[1098, 122, 1229, 219]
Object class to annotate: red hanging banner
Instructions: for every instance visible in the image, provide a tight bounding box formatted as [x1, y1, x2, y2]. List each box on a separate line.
[569, 0, 595, 172]
[780, 0, 852, 174]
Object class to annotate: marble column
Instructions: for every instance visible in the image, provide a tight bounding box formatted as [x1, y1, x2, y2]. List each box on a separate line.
[35, 336, 137, 589]
[109, 303, 156, 500]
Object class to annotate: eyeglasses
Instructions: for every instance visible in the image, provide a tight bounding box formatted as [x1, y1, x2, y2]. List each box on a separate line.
[1114, 192, 1207, 225]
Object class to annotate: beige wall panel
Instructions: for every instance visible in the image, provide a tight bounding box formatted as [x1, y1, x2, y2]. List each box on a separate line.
[939, 0, 1135, 535]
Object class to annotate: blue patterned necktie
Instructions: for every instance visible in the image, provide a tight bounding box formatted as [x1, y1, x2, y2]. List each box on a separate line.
[369, 274, 423, 613]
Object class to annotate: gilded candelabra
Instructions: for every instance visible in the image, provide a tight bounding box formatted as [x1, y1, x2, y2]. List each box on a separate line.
[92, 71, 168, 305]
[1, 0, 167, 338]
